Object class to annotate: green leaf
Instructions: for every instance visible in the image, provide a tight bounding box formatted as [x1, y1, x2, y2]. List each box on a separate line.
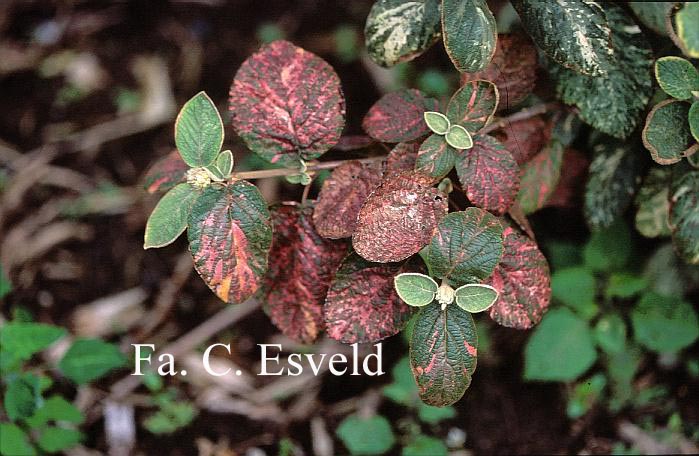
[445, 124, 473, 149]
[383, 357, 419, 405]
[402, 435, 448, 456]
[690, 100, 699, 143]
[584, 136, 644, 231]
[26, 395, 84, 428]
[594, 313, 627, 355]
[642, 100, 697, 165]
[188, 181, 272, 304]
[655, 56, 699, 100]
[442, 0, 497, 72]
[549, 5, 653, 138]
[632, 292, 699, 353]
[215, 150, 234, 177]
[0, 423, 35, 456]
[583, 220, 632, 272]
[204, 164, 225, 181]
[676, 2, 699, 58]
[37, 427, 82, 453]
[417, 403, 456, 424]
[59, 338, 126, 384]
[446, 80, 498, 133]
[415, 134, 457, 179]
[410, 303, 477, 406]
[4, 373, 41, 421]
[364, 0, 441, 67]
[453, 284, 498, 313]
[511, 0, 613, 76]
[669, 169, 699, 264]
[524, 308, 597, 381]
[427, 208, 504, 286]
[336, 414, 395, 455]
[143, 183, 199, 249]
[551, 267, 597, 320]
[0, 264, 11, 300]
[424, 111, 449, 135]
[566, 373, 606, 419]
[629, 2, 675, 36]
[174, 91, 223, 167]
[605, 273, 647, 299]
[635, 167, 672, 238]
[606, 345, 642, 411]
[394, 273, 438, 307]
[0, 323, 66, 371]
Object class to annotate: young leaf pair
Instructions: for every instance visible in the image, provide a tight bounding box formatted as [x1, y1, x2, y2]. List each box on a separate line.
[394, 273, 498, 313]
[643, 56, 699, 165]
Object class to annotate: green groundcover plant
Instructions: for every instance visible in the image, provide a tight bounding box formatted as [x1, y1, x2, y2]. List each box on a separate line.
[140, 1, 699, 411]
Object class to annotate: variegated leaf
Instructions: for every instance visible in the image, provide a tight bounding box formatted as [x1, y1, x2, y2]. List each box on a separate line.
[385, 141, 419, 176]
[353, 172, 448, 263]
[487, 223, 551, 329]
[188, 181, 272, 304]
[143, 150, 189, 194]
[365, 0, 441, 67]
[324, 253, 416, 343]
[492, 116, 550, 165]
[455, 135, 520, 215]
[410, 303, 477, 406]
[446, 80, 498, 134]
[415, 134, 457, 178]
[635, 167, 672, 238]
[670, 169, 699, 264]
[313, 161, 384, 239]
[464, 33, 538, 110]
[442, 0, 497, 73]
[264, 203, 348, 344]
[229, 40, 345, 167]
[642, 100, 698, 165]
[511, 0, 613, 76]
[363, 89, 439, 143]
[516, 142, 565, 214]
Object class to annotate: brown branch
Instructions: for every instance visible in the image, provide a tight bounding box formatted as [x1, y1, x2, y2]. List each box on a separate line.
[231, 155, 386, 180]
[480, 102, 562, 135]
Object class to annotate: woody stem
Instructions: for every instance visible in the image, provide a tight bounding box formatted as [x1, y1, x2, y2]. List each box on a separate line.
[230, 155, 386, 180]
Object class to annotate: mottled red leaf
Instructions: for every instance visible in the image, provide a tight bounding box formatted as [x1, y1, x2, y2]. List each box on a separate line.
[188, 181, 272, 304]
[229, 40, 345, 167]
[516, 142, 565, 214]
[312, 161, 384, 239]
[353, 172, 448, 263]
[264, 203, 348, 344]
[324, 253, 416, 343]
[545, 148, 589, 209]
[455, 135, 520, 214]
[463, 33, 538, 111]
[385, 142, 419, 176]
[143, 150, 189, 194]
[362, 89, 439, 143]
[486, 223, 551, 329]
[492, 117, 551, 165]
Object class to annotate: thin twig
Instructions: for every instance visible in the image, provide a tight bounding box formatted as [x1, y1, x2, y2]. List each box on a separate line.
[480, 102, 562, 135]
[301, 182, 312, 204]
[231, 155, 386, 180]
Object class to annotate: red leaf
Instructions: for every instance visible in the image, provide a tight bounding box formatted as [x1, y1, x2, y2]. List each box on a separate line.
[264, 203, 348, 344]
[334, 135, 374, 151]
[492, 116, 551, 165]
[516, 142, 565, 214]
[362, 89, 439, 143]
[229, 40, 345, 167]
[313, 161, 384, 239]
[324, 253, 417, 343]
[446, 80, 499, 133]
[486, 224, 551, 329]
[188, 181, 272, 304]
[455, 135, 520, 215]
[353, 172, 448, 262]
[385, 142, 419, 177]
[143, 150, 189, 194]
[545, 148, 589, 209]
[463, 33, 538, 111]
